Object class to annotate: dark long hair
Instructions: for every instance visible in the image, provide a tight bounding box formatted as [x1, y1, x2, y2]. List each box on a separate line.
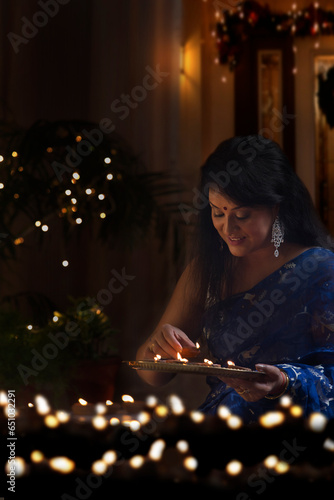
[192, 135, 334, 304]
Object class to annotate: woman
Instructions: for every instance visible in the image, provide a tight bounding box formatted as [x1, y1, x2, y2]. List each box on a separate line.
[136, 135, 334, 423]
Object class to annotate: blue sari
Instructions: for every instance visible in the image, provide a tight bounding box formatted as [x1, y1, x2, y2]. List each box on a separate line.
[199, 248, 334, 423]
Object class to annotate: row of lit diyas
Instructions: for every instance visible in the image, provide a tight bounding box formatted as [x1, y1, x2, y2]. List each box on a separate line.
[1, 390, 334, 496]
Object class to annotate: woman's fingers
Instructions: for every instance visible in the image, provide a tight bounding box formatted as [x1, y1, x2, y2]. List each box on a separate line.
[147, 324, 195, 359]
[218, 364, 284, 402]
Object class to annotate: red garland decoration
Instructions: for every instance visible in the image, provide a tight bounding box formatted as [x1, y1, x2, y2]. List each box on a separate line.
[216, 1, 334, 70]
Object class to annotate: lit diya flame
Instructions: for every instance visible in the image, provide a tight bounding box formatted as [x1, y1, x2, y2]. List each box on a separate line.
[177, 352, 188, 363]
[154, 354, 162, 361]
[195, 342, 200, 349]
[227, 360, 235, 367]
[204, 358, 213, 366]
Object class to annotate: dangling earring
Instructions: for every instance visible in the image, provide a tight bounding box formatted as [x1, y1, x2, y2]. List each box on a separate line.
[271, 216, 284, 258]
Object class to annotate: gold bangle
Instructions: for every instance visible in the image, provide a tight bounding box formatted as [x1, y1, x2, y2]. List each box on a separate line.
[265, 370, 289, 400]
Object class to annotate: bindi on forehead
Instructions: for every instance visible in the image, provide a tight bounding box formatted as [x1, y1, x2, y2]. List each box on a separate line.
[223, 207, 227, 211]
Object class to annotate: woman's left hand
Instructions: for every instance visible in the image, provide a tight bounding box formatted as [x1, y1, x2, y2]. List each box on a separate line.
[218, 364, 286, 402]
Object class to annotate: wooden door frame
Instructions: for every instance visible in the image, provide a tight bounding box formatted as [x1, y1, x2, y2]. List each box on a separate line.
[234, 34, 296, 167]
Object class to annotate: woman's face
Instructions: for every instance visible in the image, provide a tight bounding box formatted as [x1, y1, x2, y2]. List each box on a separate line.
[209, 189, 277, 258]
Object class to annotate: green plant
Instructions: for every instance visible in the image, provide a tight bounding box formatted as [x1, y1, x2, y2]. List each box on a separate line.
[0, 297, 119, 391]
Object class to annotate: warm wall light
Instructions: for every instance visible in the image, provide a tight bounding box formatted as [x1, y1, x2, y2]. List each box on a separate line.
[180, 45, 185, 73]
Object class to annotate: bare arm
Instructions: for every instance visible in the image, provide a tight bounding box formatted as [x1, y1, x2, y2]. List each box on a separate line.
[136, 262, 204, 386]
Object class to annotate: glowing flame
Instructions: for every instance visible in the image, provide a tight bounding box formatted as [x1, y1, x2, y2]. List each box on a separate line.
[78, 398, 88, 406]
[154, 354, 161, 361]
[227, 360, 235, 366]
[122, 394, 134, 403]
[195, 342, 200, 349]
[49, 456, 75, 474]
[204, 358, 213, 365]
[177, 352, 188, 363]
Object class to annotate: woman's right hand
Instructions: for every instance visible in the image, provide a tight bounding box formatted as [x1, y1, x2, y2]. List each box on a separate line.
[141, 323, 196, 360]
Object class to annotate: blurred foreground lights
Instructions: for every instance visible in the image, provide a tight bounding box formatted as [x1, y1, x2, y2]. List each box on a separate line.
[31, 450, 45, 463]
[259, 411, 285, 428]
[41, 224, 49, 232]
[5, 457, 26, 477]
[217, 405, 231, 420]
[62, 260, 69, 267]
[122, 394, 134, 403]
[154, 404, 169, 418]
[49, 457, 75, 474]
[35, 395, 51, 415]
[102, 450, 118, 465]
[167, 394, 185, 415]
[308, 412, 328, 432]
[137, 411, 151, 426]
[176, 440, 189, 453]
[106, 173, 113, 180]
[226, 460, 243, 476]
[129, 455, 145, 469]
[275, 461, 290, 474]
[92, 460, 108, 475]
[290, 405, 303, 418]
[129, 420, 141, 432]
[0, 391, 7, 405]
[146, 395, 158, 408]
[264, 455, 279, 469]
[92, 415, 108, 430]
[183, 456, 198, 471]
[190, 410, 205, 423]
[148, 439, 166, 461]
[227, 415, 243, 430]
[95, 403, 107, 415]
[323, 438, 334, 452]
[110, 417, 120, 426]
[56, 411, 70, 423]
[280, 395, 292, 408]
[44, 414, 59, 428]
